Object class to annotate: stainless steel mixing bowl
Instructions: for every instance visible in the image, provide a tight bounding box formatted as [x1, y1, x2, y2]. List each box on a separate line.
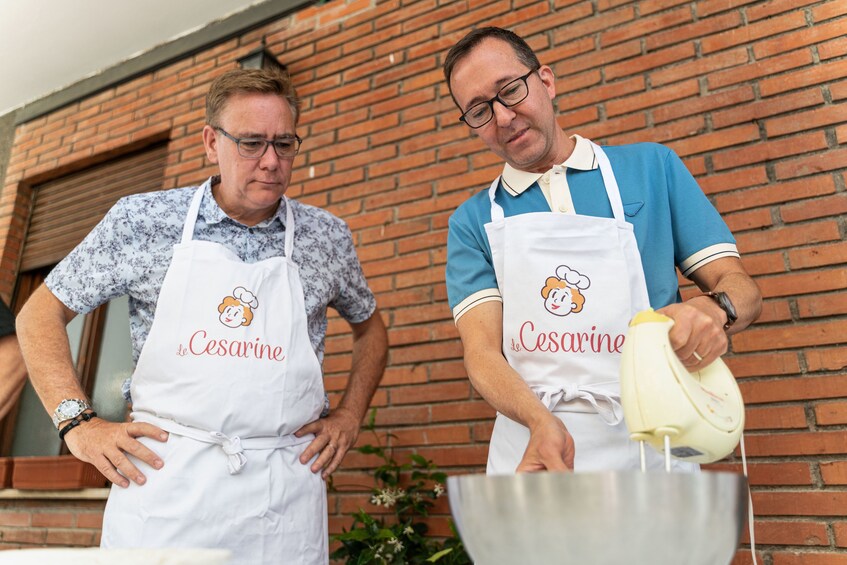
[448, 471, 748, 565]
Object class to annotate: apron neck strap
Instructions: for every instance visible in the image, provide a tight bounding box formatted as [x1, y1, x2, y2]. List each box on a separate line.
[180, 183, 296, 256]
[181, 185, 206, 244]
[488, 176, 505, 221]
[282, 197, 294, 258]
[589, 141, 627, 223]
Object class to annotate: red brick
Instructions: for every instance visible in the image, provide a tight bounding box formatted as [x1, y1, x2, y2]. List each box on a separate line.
[745, 405, 807, 430]
[767, 104, 847, 137]
[774, 147, 847, 180]
[747, 520, 828, 546]
[819, 35, 847, 61]
[390, 382, 472, 406]
[515, 2, 593, 38]
[562, 76, 645, 110]
[773, 554, 847, 565]
[712, 132, 828, 171]
[735, 318, 847, 352]
[783, 194, 847, 224]
[758, 269, 847, 299]
[698, 166, 769, 195]
[391, 424, 472, 447]
[31, 512, 75, 528]
[710, 49, 814, 91]
[805, 346, 847, 372]
[579, 114, 648, 142]
[724, 207, 774, 234]
[551, 5, 636, 44]
[798, 292, 847, 320]
[736, 221, 840, 254]
[762, 59, 847, 98]
[360, 218, 430, 245]
[712, 89, 823, 130]
[606, 80, 699, 117]
[742, 374, 847, 407]
[817, 402, 847, 427]
[788, 241, 847, 270]
[658, 11, 743, 50]
[652, 47, 746, 87]
[702, 10, 807, 54]
[741, 252, 787, 276]
[712, 176, 834, 214]
[755, 19, 847, 59]
[601, 8, 692, 46]
[670, 123, 760, 157]
[0, 512, 30, 527]
[710, 461, 812, 486]
[754, 491, 847, 517]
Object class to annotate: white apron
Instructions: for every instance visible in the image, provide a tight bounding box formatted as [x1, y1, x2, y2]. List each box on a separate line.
[101, 186, 328, 564]
[484, 142, 697, 474]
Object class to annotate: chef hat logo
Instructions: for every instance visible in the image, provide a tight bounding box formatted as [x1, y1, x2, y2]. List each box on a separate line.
[217, 286, 259, 328]
[541, 265, 590, 317]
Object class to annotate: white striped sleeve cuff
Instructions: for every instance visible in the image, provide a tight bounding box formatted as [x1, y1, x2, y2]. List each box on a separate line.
[452, 288, 502, 323]
[679, 243, 740, 278]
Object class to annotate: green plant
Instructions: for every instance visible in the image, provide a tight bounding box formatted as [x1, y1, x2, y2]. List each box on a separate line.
[331, 410, 472, 565]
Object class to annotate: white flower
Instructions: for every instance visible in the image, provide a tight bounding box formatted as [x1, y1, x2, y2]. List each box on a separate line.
[433, 483, 445, 498]
[403, 526, 414, 536]
[370, 487, 407, 509]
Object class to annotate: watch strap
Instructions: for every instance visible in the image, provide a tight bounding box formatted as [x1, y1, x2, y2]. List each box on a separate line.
[703, 291, 737, 330]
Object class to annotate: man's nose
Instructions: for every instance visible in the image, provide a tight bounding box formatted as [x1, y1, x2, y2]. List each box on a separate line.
[258, 144, 280, 169]
[492, 100, 516, 127]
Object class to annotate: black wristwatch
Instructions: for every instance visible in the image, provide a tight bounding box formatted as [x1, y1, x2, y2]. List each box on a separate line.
[704, 291, 737, 330]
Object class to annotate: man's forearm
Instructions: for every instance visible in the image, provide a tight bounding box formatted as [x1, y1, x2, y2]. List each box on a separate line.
[464, 347, 555, 431]
[16, 285, 84, 418]
[337, 308, 388, 421]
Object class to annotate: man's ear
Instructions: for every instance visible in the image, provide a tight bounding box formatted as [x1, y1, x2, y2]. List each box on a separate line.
[538, 65, 556, 101]
[202, 125, 219, 164]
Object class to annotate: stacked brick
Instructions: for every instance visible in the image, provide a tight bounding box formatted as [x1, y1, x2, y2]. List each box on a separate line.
[0, 1, 844, 561]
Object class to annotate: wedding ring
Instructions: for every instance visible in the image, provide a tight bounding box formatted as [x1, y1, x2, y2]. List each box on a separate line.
[692, 351, 703, 362]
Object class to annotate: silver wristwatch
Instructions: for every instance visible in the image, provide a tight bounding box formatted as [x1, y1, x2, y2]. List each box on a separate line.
[51, 399, 91, 429]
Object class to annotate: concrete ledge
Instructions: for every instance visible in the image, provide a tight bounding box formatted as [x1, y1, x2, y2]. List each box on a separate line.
[0, 488, 109, 500]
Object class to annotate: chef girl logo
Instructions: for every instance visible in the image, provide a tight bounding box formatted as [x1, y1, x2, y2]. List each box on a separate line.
[540, 265, 590, 317]
[218, 287, 258, 328]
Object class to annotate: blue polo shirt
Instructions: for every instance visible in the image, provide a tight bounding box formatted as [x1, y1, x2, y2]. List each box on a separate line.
[446, 141, 738, 321]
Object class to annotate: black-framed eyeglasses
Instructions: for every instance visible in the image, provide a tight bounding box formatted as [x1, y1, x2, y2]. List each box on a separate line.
[214, 127, 302, 159]
[459, 68, 538, 129]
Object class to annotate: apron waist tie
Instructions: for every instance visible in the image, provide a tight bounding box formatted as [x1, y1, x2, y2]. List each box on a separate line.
[534, 384, 624, 426]
[132, 411, 313, 475]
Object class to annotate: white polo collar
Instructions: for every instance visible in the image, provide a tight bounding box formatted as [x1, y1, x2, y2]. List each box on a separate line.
[499, 134, 598, 196]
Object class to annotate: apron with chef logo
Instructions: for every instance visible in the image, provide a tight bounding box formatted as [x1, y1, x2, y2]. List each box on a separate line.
[101, 185, 328, 564]
[484, 142, 697, 474]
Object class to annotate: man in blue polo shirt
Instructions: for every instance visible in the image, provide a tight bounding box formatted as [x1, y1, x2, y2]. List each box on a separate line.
[443, 27, 762, 474]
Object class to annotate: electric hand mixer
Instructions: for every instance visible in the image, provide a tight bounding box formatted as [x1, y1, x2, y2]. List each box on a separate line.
[619, 309, 745, 471]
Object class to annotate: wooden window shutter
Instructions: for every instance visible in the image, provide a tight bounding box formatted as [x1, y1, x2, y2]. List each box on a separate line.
[20, 143, 169, 271]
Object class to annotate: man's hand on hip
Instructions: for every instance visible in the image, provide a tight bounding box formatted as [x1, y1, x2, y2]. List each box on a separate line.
[516, 416, 575, 473]
[64, 418, 168, 488]
[295, 406, 361, 479]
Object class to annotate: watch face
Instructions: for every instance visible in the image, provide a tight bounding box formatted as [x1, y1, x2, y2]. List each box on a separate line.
[58, 399, 84, 418]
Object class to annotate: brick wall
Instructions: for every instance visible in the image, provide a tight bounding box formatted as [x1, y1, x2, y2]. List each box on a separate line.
[0, 0, 844, 562]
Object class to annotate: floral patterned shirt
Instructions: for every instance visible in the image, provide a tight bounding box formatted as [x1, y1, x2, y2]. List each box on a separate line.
[46, 176, 376, 369]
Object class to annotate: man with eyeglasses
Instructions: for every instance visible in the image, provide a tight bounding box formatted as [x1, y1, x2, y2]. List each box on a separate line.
[17, 68, 387, 564]
[443, 27, 761, 474]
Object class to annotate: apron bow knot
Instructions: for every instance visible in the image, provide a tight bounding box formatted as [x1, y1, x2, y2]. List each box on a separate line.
[210, 431, 248, 475]
[536, 384, 624, 426]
